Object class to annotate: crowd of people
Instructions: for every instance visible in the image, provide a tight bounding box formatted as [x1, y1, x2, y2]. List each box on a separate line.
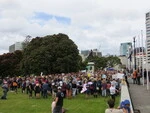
[1, 70, 123, 99]
[1, 69, 131, 113]
[132, 68, 149, 85]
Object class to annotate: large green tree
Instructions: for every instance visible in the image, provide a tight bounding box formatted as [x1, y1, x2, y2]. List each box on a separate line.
[21, 33, 81, 75]
[93, 56, 107, 70]
[84, 55, 121, 71]
[0, 50, 23, 78]
[106, 55, 121, 67]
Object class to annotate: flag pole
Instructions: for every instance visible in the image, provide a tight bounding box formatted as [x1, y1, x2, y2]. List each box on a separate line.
[138, 35, 140, 69]
[146, 37, 149, 90]
[141, 30, 144, 86]
[133, 37, 136, 71]
[136, 38, 138, 70]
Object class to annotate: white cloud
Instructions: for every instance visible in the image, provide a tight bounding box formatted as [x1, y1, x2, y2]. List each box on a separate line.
[0, 0, 150, 55]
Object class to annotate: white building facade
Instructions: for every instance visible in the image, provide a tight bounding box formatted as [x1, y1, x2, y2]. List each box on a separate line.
[146, 12, 150, 64]
[145, 12, 150, 70]
[9, 42, 23, 53]
[120, 42, 132, 56]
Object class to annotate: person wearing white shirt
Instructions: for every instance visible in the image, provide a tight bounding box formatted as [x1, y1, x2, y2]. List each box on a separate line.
[111, 79, 117, 88]
[109, 84, 118, 102]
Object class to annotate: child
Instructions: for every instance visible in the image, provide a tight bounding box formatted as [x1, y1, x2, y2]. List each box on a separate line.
[51, 98, 56, 113]
[124, 100, 132, 113]
[51, 97, 66, 113]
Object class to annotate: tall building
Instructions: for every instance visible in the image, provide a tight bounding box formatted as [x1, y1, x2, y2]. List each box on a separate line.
[119, 47, 146, 71]
[92, 49, 102, 57]
[81, 49, 102, 57]
[120, 42, 132, 56]
[80, 49, 102, 61]
[9, 42, 23, 53]
[81, 50, 90, 57]
[146, 12, 150, 64]
[135, 52, 146, 69]
[130, 47, 146, 70]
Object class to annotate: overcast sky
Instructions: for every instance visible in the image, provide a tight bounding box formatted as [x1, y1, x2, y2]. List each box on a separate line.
[0, 0, 150, 55]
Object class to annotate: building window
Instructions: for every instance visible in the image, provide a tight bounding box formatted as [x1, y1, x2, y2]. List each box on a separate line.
[146, 13, 150, 18]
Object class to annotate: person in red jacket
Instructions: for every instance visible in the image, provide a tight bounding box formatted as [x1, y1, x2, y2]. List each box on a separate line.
[132, 70, 137, 84]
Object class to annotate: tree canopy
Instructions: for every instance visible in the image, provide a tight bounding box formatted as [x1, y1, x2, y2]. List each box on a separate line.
[21, 33, 81, 75]
[84, 55, 121, 71]
[0, 50, 23, 78]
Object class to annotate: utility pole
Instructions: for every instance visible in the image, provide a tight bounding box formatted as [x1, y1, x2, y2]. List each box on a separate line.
[133, 37, 136, 70]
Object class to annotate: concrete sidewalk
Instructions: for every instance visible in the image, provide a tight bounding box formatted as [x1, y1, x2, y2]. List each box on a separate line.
[129, 83, 150, 113]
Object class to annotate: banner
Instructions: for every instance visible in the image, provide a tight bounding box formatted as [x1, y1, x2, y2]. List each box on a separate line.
[112, 73, 124, 79]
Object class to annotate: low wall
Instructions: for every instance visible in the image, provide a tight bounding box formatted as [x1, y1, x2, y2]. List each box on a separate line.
[121, 84, 134, 113]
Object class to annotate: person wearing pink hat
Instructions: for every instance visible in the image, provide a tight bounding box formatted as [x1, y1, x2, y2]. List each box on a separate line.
[34, 83, 41, 98]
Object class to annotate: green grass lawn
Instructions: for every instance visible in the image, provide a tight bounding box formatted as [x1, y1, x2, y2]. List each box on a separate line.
[0, 89, 120, 113]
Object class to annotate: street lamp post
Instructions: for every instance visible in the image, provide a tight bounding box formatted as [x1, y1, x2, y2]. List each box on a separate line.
[128, 46, 132, 73]
[133, 37, 136, 70]
[126, 51, 128, 69]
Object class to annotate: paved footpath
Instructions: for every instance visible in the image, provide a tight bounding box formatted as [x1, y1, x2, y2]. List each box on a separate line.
[129, 81, 150, 113]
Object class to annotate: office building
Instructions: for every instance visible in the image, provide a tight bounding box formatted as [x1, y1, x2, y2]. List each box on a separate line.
[81, 50, 90, 57]
[146, 12, 150, 64]
[120, 42, 132, 56]
[9, 42, 23, 53]
[81, 49, 102, 57]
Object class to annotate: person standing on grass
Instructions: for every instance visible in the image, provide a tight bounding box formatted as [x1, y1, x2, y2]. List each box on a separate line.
[42, 81, 49, 98]
[53, 87, 64, 113]
[1, 81, 9, 99]
[72, 80, 77, 97]
[93, 79, 99, 98]
[101, 79, 107, 97]
[85, 80, 90, 98]
[21, 80, 26, 93]
[34, 83, 41, 98]
[109, 83, 118, 102]
[61, 82, 67, 98]
[28, 82, 33, 98]
[66, 80, 72, 99]
[12, 80, 18, 94]
[106, 81, 111, 97]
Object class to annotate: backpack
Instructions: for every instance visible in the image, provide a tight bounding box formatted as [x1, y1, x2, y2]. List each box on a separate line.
[13, 82, 17, 86]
